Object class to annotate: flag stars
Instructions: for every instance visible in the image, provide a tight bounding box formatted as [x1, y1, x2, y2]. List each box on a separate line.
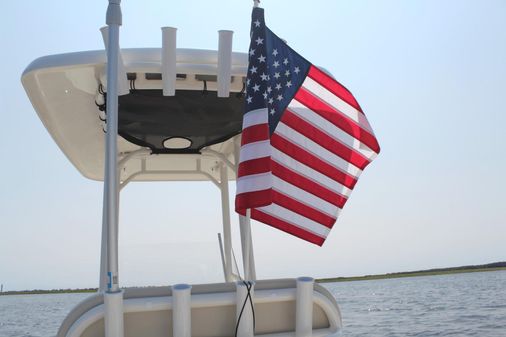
[246, 96, 253, 104]
[274, 72, 281, 79]
[249, 66, 257, 74]
[283, 58, 289, 65]
[255, 37, 264, 45]
[273, 60, 280, 68]
[275, 83, 282, 90]
[286, 81, 292, 88]
[254, 19, 261, 27]
[285, 70, 290, 77]
[258, 54, 266, 63]
[294, 67, 300, 74]
[270, 108, 276, 115]
[277, 94, 283, 101]
[260, 73, 268, 81]
[263, 91, 268, 99]
[252, 83, 260, 92]
[272, 49, 278, 56]
[249, 48, 255, 56]
[268, 97, 274, 104]
[267, 86, 272, 93]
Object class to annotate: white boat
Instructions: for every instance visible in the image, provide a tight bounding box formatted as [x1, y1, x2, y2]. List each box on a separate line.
[21, 2, 343, 337]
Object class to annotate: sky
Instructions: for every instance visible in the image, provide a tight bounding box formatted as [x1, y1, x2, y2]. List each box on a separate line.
[0, 0, 505, 291]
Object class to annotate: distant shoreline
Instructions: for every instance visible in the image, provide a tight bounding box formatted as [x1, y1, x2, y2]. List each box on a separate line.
[1, 262, 505, 295]
[317, 262, 506, 283]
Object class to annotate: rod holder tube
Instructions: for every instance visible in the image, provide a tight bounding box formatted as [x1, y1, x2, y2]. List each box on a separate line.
[161, 27, 177, 96]
[104, 290, 124, 337]
[173, 284, 192, 337]
[217, 30, 233, 97]
[295, 277, 314, 337]
[236, 281, 255, 337]
[100, 26, 130, 96]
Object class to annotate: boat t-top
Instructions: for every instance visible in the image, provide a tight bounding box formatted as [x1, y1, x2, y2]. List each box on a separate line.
[22, 1, 348, 336]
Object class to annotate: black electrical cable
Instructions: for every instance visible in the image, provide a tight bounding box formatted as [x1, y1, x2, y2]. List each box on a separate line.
[202, 80, 208, 95]
[234, 281, 256, 337]
[236, 81, 246, 98]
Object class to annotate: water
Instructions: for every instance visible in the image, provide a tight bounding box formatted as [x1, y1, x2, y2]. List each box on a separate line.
[0, 271, 505, 337]
[0, 293, 89, 337]
[325, 270, 506, 337]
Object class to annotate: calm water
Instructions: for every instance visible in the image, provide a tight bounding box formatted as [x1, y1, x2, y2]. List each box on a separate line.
[0, 271, 505, 337]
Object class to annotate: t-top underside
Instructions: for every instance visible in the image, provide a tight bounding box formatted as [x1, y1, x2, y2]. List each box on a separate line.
[22, 48, 248, 182]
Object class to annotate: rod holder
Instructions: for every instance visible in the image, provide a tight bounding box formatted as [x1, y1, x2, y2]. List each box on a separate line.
[236, 281, 255, 337]
[104, 290, 124, 337]
[296, 277, 314, 337]
[217, 30, 233, 97]
[100, 26, 130, 96]
[172, 284, 191, 337]
[161, 27, 177, 96]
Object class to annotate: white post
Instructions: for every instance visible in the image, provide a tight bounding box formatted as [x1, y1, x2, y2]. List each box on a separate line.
[103, 1, 124, 337]
[172, 284, 192, 337]
[161, 27, 177, 96]
[99, 198, 108, 292]
[100, 27, 129, 96]
[219, 163, 233, 282]
[296, 277, 314, 337]
[234, 137, 256, 281]
[217, 30, 233, 97]
[104, 291, 124, 337]
[239, 210, 256, 281]
[236, 281, 255, 337]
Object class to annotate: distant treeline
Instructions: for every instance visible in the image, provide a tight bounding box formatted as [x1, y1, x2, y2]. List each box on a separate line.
[318, 261, 506, 283]
[391, 261, 506, 275]
[0, 288, 97, 296]
[1, 262, 505, 294]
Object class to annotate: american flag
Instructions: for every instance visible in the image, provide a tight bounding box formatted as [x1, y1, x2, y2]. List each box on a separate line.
[235, 7, 380, 246]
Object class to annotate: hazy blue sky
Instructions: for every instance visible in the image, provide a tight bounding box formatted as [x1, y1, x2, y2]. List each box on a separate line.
[1, 0, 505, 291]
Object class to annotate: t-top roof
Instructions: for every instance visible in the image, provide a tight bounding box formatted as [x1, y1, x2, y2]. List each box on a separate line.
[22, 48, 248, 182]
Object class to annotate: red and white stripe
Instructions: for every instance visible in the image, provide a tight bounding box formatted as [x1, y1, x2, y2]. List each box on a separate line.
[236, 65, 380, 246]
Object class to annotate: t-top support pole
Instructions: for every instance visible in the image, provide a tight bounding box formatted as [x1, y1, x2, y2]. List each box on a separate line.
[220, 163, 234, 282]
[234, 137, 256, 281]
[102, 1, 124, 337]
[104, 0, 121, 295]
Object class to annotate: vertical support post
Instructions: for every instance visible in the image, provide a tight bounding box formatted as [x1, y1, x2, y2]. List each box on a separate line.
[236, 281, 255, 337]
[100, 26, 130, 96]
[173, 284, 192, 337]
[234, 137, 256, 281]
[103, 1, 124, 337]
[296, 277, 314, 337]
[239, 211, 252, 280]
[161, 27, 177, 96]
[220, 163, 233, 282]
[99, 197, 108, 292]
[239, 210, 256, 280]
[248, 222, 256, 281]
[104, 0, 121, 296]
[217, 30, 233, 97]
